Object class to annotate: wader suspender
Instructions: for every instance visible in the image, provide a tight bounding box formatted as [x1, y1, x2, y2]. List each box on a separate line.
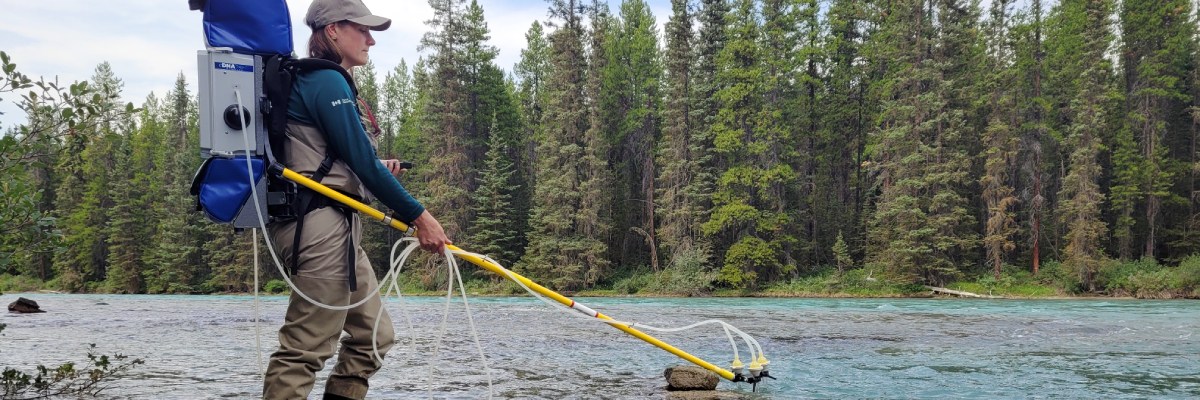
[289, 156, 358, 292]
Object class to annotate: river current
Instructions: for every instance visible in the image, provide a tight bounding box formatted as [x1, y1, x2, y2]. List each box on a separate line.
[2, 294, 1197, 399]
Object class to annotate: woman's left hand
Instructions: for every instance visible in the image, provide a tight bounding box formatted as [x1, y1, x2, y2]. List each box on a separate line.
[381, 159, 409, 178]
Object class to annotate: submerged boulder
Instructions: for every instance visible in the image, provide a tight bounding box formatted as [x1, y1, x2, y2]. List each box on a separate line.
[665, 391, 752, 400]
[8, 297, 45, 313]
[664, 365, 719, 391]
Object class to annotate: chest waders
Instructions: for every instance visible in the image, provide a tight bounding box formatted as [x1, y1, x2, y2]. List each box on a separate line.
[263, 55, 366, 292]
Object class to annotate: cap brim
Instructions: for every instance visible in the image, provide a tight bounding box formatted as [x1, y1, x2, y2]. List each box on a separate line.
[349, 15, 391, 31]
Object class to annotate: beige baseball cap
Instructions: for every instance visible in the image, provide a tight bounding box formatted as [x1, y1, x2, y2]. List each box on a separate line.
[305, 0, 392, 31]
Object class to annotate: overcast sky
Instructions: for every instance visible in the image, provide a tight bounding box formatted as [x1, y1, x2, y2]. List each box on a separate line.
[0, 0, 671, 130]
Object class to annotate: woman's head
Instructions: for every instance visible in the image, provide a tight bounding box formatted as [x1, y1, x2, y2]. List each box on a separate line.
[305, 0, 391, 68]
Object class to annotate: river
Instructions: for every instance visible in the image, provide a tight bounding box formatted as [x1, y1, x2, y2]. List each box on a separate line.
[2, 294, 1198, 399]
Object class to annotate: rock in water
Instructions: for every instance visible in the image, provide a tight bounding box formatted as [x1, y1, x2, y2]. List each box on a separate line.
[665, 391, 752, 400]
[664, 365, 719, 391]
[8, 297, 45, 313]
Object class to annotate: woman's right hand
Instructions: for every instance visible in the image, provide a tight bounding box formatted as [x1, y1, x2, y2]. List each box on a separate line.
[410, 210, 452, 253]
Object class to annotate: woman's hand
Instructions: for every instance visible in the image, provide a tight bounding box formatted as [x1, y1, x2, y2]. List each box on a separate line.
[410, 210, 452, 253]
[381, 159, 410, 178]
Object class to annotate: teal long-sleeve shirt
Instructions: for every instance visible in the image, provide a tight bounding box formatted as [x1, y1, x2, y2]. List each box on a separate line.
[287, 68, 425, 224]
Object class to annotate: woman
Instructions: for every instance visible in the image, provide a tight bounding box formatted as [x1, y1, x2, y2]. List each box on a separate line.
[263, 1, 452, 399]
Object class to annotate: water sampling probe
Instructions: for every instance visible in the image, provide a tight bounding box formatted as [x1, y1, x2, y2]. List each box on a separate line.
[186, 0, 774, 392]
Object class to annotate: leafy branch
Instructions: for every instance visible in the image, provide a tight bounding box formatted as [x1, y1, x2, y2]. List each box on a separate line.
[0, 325, 144, 399]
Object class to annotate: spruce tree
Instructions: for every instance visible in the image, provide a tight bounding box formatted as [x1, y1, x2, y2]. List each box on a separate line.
[603, 0, 662, 271]
[52, 62, 128, 291]
[514, 21, 550, 188]
[819, 0, 872, 268]
[469, 126, 523, 268]
[656, 0, 698, 258]
[691, 0, 728, 259]
[105, 94, 161, 294]
[513, 21, 551, 218]
[1057, 0, 1113, 292]
[144, 75, 203, 292]
[517, 0, 607, 290]
[868, 0, 940, 282]
[702, 0, 803, 288]
[980, 0, 1020, 279]
[420, 0, 473, 252]
[579, 0, 615, 286]
[929, 0, 982, 282]
[790, 0, 820, 267]
[1012, 0, 1051, 274]
[1120, 0, 1194, 259]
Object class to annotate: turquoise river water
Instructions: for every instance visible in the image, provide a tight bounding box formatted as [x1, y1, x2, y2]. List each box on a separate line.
[1, 294, 1197, 399]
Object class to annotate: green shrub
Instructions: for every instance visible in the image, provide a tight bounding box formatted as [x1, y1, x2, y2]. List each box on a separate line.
[1097, 257, 1161, 295]
[0, 273, 42, 293]
[947, 266, 1058, 297]
[1036, 261, 1084, 294]
[263, 279, 289, 294]
[1176, 255, 1200, 292]
[611, 272, 653, 295]
[643, 246, 717, 296]
[1127, 269, 1173, 298]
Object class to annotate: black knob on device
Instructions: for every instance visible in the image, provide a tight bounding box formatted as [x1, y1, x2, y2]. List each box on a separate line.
[224, 105, 252, 130]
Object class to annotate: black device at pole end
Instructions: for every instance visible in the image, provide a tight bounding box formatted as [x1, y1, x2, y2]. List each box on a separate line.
[398, 161, 414, 169]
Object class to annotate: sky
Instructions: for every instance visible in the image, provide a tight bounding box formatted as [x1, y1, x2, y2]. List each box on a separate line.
[0, 0, 672, 130]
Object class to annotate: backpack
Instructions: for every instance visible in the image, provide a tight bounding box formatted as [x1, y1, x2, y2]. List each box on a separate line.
[187, 0, 356, 230]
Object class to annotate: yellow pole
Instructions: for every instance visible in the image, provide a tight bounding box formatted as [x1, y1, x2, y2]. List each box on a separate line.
[277, 166, 737, 381]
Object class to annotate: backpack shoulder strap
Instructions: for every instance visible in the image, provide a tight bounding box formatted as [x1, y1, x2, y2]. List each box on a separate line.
[290, 58, 358, 98]
[262, 56, 358, 165]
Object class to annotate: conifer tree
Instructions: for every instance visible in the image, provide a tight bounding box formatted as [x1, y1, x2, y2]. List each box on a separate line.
[380, 60, 413, 158]
[703, 0, 802, 288]
[462, 0, 500, 164]
[579, 0, 615, 286]
[105, 94, 161, 294]
[656, 0, 698, 258]
[144, 75, 203, 292]
[866, 0, 949, 284]
[469, 125, 523, 268]
[690, 0, 728, 257]
[1120, 0, 1194, 259]
[1012, 0, 1051, 274]
[819, 0, 872, 268]
[1057, 0, 1113, 292]
[518, 0, 608, 290]
[793, 0, 821, 266]
[354, 60, 381, 112]
[202, 226, 257, 292]
[514, 21, 550, 189]
[603, 0, 662, 271]
[980, 0, 1020, 279]
[49, 109, 96, 282]
[52, 62, 128, 290]
[420, 0, 473, 251]
[929, 0, 982, 281]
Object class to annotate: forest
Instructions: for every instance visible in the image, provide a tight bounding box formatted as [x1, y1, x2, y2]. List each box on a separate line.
[2, 0, 1199, 298]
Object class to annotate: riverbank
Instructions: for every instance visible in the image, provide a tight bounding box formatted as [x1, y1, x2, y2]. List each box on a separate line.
[3, 257, 1197, 299]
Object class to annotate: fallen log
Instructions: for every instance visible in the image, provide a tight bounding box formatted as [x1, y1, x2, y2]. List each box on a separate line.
[924, 286, 1002, 299]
